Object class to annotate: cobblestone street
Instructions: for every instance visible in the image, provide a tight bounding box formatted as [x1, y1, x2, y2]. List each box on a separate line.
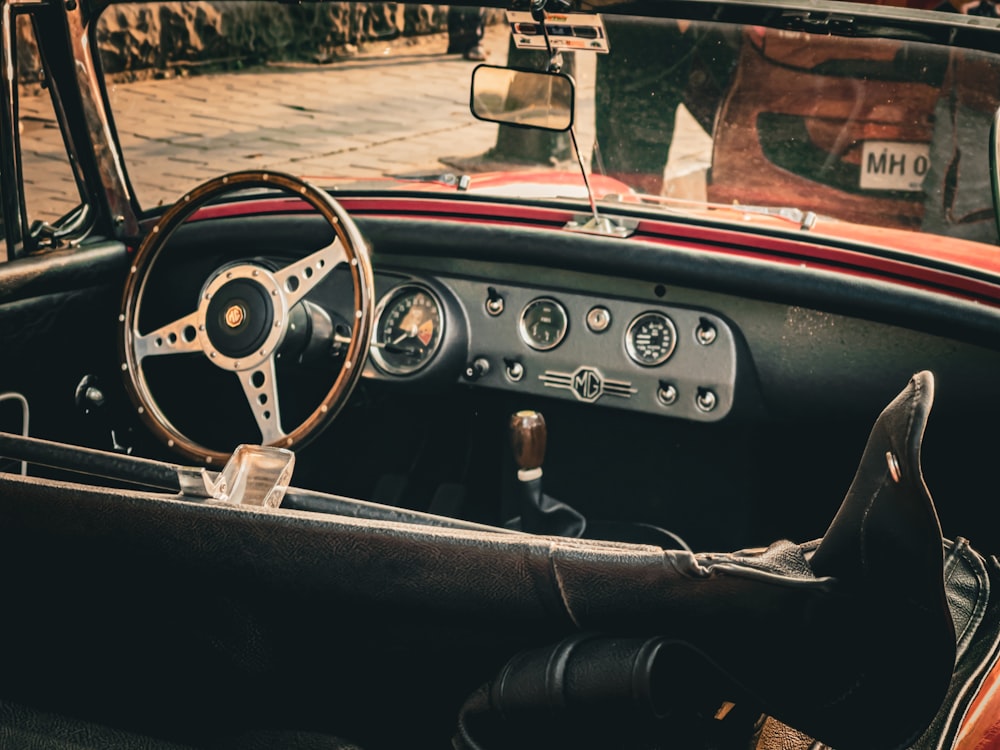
[19, 21, 709, 222]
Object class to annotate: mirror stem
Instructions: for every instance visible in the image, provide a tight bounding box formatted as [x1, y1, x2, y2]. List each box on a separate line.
[569, 125, 600, 225]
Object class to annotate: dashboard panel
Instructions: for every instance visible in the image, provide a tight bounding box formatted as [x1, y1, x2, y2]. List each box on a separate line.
[365, 272, 738, 422]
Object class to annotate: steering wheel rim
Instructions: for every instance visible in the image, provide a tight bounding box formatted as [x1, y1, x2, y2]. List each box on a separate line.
[119, 170, 374, 465]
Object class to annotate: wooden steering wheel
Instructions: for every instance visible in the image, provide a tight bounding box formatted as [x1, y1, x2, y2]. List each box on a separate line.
[120, 171, 374, 465]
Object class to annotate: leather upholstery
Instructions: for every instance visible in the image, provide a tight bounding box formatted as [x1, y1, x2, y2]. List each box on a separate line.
[0, 700, 365, 750]
[755, 538, 1000, 750]
[0, 371, 960, 749]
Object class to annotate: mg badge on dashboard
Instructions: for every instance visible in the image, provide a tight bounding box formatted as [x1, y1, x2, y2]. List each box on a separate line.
[540, 366, 636, 403]
[573, 367, 603, 402]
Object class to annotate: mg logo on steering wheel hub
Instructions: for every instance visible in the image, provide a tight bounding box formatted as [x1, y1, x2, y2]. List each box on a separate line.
[224, 304, 246, 329]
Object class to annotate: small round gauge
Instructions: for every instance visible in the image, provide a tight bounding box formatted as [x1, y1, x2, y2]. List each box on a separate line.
[625, 311, 677, 366]
[518, 297, 568, 351]
[371, 285, 444, 375]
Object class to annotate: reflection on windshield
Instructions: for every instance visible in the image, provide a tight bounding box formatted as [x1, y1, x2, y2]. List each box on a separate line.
[95, 2, 1000, 247]
[709, 25, 999, 244]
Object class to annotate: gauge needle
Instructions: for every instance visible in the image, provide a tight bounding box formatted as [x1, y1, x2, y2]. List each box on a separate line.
[392, 332, 409, 344]
[383, 343, 419, 355]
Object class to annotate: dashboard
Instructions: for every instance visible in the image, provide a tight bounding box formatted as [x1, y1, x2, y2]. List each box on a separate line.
[364, 272, 738, 422]
[151, 206, 1000, 434]
[10, 201, 1000, 551]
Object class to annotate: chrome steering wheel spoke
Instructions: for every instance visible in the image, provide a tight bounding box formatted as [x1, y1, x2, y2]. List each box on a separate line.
[237, 358, 285, 446]
[274, 238, 347, 310]
[133, 311, 203, 361]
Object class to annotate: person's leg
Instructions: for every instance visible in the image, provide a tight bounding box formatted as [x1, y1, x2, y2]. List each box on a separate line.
[594, 17, 694, 194]
[448, 6, 486, 59]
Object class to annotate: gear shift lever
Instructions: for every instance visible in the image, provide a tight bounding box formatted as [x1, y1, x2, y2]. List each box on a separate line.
[510, 410, 546, 482]
[508, 410, 586, 537]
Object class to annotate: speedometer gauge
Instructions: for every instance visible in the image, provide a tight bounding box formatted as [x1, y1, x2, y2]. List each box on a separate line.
[625, 311, 677, 366]
[371, 285, 444, 375]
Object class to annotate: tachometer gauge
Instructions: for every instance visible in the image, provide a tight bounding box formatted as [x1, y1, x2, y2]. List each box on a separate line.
[625, 311, 677, 366]
[518, 297, 568, 351]
[371, 285, 444, 375]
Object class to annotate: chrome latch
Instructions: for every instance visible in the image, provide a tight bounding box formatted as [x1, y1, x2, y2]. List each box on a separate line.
[176, 444, 295, 508]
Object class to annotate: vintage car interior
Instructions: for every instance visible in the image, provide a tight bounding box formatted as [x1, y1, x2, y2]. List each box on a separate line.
[2, 0, 1000, 747]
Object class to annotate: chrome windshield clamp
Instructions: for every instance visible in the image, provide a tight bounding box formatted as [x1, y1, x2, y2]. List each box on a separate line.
[564, 214, 637, 239]
[177, 445, 295, 508]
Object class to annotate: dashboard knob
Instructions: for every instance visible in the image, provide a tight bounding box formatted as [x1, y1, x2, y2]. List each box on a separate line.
[465, 357, 491, 380]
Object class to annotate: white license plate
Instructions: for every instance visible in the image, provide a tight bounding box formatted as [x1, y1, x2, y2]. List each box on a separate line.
[860, 141, 930, 192]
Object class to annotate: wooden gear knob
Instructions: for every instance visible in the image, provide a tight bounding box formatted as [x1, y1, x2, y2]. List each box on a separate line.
[510, 410, 546, 473]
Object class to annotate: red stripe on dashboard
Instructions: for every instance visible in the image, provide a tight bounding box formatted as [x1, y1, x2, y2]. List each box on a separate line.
[166, 195, 1000, 307]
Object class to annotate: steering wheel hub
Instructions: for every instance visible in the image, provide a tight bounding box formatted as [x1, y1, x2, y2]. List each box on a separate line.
[200, 265, 286, 369]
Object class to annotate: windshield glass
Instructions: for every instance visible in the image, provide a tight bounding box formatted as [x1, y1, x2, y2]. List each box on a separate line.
[97, 1, 1000, 253]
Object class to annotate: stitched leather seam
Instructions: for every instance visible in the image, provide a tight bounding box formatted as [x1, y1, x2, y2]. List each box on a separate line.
[946, 539, 989, 652]
[548, 551, 583, 629]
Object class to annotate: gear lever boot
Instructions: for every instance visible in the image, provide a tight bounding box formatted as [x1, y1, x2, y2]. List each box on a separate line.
[507, 410, 684, 547]
[508, 410, 586, 537]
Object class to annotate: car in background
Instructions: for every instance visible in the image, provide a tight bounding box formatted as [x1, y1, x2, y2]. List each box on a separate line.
[709, 11, 1000, 243]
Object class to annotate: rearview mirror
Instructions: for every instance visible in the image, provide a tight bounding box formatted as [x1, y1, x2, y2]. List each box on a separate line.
[470, 65, 574, 132]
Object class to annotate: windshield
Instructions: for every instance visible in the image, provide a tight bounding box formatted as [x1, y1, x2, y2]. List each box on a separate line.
[96, 1, 1000, 253]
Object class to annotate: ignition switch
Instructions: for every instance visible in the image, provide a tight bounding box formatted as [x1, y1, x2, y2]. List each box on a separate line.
[586, 306, 611, 333]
